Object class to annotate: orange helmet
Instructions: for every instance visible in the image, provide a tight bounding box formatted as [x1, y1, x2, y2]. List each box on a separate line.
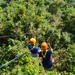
[41, 42, 48, 50]
[30, 38, 36, 45]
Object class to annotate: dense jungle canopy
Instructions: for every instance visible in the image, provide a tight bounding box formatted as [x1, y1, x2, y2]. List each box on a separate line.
[0, 0, 75, 75]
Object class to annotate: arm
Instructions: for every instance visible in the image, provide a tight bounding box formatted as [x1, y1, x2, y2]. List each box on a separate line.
[37, 49, 41, 53]
[47, 37, 54, 63]
[47, 37, 53, 52]
[28, 44, 31, 50]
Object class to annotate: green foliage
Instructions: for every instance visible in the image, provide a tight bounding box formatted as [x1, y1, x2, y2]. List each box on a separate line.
[48, 0, 66, 14]
[0, 0, 75, 75]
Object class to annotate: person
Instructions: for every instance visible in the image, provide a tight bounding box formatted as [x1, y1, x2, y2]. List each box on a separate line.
[38, 42, 54, 69]
[28, 38, 39, 57]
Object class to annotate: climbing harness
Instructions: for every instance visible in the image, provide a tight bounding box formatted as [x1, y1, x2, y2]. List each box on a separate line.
[30, 45, 35, 51]
[41, 50, 48, 58]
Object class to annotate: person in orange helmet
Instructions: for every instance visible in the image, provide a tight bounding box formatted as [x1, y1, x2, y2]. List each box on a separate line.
[38, 42, 54, 69]
[28, 38, 39, 57]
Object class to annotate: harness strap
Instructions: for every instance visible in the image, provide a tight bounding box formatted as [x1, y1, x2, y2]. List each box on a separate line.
[30, 45, 35, 51]
[41, 50, 48, 58]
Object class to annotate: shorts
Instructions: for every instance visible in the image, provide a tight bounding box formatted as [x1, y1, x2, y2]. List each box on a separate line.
[43, 60, 53, 69]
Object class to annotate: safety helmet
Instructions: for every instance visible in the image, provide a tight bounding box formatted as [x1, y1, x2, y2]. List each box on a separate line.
[30, 38, 36, 45]
[41, 42, 48, 50]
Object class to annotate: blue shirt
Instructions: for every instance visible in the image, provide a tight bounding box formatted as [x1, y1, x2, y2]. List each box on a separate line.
[28, 44, 39, 54]
[39, 50, 53, 68]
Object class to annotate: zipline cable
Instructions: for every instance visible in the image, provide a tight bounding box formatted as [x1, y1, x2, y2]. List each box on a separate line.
[0, 35, 14, 38]
[0, 32, 33, 38]
[0, 50, 29, 69]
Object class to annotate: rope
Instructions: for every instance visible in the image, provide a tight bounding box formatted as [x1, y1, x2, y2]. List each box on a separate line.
[0, 32, 33, 38]
[0, 50, 29, 69]
[0, 35, 14, 38]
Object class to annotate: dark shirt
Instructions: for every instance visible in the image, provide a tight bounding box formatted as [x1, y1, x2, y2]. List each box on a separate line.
[39, 50, 52, 67]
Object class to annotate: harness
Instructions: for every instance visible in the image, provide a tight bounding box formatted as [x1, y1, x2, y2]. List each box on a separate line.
[41, 50, 48, 58]
[30, 45, 35, 51]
